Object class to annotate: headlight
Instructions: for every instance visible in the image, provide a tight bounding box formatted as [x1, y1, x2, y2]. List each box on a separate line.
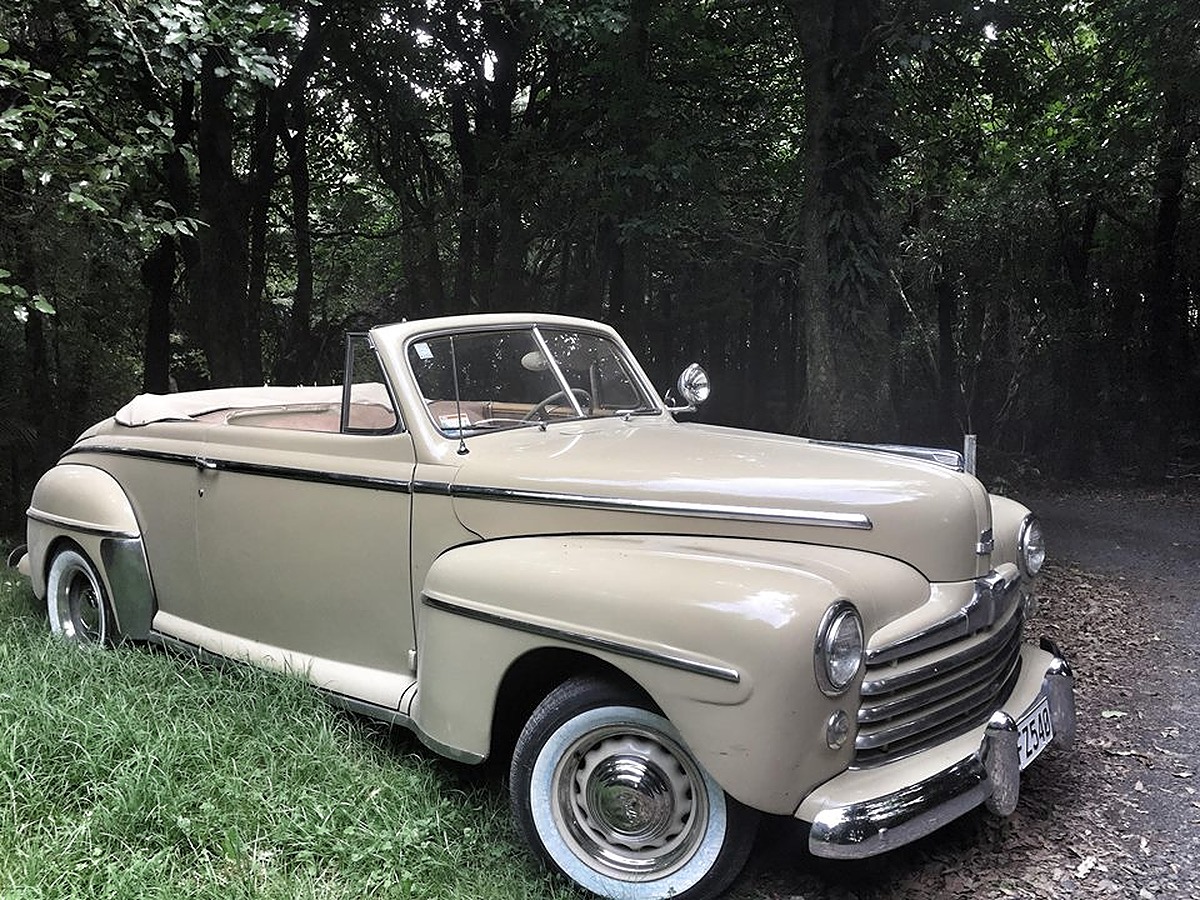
[1018, 515, 1046, 577]
[815, 601, 864, 695]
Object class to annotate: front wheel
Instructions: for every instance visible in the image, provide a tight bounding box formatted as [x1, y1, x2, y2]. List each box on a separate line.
[510, 677, 758, 900]
[46, 547, 113, 646]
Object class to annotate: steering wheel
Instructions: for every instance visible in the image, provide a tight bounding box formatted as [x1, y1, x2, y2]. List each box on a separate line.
[523, 388, 592, 422]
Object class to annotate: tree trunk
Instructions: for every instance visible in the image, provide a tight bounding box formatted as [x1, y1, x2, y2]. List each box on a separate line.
[608, 0, 652, 342]
[450, 88, 479, 311]
[141, 236, 174, 393]
[191, 51, 251, 386]
[484, 0, 529, 309]
[935, 278, 961, 441]
[140, 81, 197, 394]
[1142, 81, 1196, 478]
[279, 102, 314, 384]
[788, 0, 893, 439]
[245, 92, 271, 381]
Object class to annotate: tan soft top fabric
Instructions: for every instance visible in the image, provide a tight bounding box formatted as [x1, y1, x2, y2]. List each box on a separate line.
[114, 385, 349, 427]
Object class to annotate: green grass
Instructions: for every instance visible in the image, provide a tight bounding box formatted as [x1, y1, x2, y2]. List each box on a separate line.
[0, 572, 578, 900]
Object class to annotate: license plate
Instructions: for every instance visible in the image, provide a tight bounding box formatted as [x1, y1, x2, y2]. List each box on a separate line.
[1017, 696, 1054, 769]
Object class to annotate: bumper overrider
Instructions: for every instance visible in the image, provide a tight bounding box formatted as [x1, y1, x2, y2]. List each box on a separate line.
[802, 638, 1076, 859]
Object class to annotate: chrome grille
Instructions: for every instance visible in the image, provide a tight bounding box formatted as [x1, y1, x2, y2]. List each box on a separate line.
[854, 576, 1025, 767]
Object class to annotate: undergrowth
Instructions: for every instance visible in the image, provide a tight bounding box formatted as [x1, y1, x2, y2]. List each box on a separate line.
[0, 571, 576, 900]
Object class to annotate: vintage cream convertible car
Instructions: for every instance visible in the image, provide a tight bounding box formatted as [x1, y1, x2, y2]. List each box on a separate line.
[14, 313, 1075, 900]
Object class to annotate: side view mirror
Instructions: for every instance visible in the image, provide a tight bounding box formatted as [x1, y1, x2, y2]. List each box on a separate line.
[664, 362, 710, 412]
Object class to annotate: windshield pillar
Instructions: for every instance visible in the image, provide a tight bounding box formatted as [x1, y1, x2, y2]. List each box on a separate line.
[532, 326, 585, 417]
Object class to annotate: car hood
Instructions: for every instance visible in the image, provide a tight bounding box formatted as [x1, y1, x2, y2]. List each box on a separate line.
[444, 418, 991, 583]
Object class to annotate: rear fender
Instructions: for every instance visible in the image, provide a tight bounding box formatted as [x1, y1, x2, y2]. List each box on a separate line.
[414, 533, 930, 814]
[26, 463, 155, 638]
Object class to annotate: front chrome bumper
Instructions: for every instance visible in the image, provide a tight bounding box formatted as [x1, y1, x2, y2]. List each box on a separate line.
[803, 639, 1075, 859]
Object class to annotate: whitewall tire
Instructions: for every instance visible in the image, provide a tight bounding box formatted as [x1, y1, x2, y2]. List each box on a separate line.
[46, 547, 112, 646]
[510, 677, 758, 900]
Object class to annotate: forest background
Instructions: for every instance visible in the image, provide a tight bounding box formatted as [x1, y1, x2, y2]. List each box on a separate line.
[1, 0, 1197, 536]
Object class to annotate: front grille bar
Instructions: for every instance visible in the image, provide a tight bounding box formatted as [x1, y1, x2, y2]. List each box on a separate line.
[853, 658, 1024, 766]
[861, 607, 1023, 699]
[855, 636, 1023, 751]
[858, 615, 1023, 724]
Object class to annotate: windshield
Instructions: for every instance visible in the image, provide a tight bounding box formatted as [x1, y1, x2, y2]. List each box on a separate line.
[407, 326, 658, 436]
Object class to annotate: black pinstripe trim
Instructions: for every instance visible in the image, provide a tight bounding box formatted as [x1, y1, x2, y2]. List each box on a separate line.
[422, 594, 740, 683]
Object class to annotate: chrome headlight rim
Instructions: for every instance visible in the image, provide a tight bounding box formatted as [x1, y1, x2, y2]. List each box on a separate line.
[814, 600, 864, 696]
[1018, 514, 1046, 578]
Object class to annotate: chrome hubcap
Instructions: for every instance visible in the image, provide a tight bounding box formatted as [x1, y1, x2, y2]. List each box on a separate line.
[57, 565, 104, 643]
[585, 751, 675, 847]
[553, 725, 708, 879]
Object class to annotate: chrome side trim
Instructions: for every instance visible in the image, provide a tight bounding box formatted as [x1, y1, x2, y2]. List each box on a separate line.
[867, 569, 1020, 664]
[147, 629, 231, 667]
[63, 445, 412, 494]
[100, 537, 156, 639]
[810, 440, 965, 472]
[412, 482, 873, 531]
[807, 648, 1076, 859]
[411, 479, 452, 496]
[62, 444, 195, 466]
[26, 507, 140, 540]
[201, 457, 412, 493]
[422, 594, 741, 684]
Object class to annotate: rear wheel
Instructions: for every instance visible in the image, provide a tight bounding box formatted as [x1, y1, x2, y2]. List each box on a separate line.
[46, 547, 112, 646]
[509, 677, 758, 900]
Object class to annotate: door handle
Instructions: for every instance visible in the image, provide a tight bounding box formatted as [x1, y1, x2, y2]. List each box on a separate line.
[195, 457, 217, 471]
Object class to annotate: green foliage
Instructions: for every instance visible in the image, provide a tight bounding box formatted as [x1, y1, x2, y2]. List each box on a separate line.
[92, 0, 293, 88]
[1, 0, 1199, 524]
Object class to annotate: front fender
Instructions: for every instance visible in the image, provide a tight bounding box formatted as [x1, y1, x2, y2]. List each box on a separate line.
[989, 494, 1034, 571]
[26, 463, 155, 638]
[415, 533, 930, 814]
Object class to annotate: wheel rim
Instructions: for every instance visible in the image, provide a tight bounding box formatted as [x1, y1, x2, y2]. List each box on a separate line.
[551, 722, 709, 880]
[54, 561, 105, 643]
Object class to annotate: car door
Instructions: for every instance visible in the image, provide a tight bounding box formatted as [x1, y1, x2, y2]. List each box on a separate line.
[185, 338, 417, 710]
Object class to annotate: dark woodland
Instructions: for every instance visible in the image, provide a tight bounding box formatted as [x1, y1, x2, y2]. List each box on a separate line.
[1, 0, 1198, 535]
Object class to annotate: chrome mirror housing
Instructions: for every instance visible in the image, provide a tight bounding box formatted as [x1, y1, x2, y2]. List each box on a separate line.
[665, 362, 710, 412]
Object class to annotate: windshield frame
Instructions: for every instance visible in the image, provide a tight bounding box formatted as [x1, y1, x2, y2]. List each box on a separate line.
[403, 323, 663, 438]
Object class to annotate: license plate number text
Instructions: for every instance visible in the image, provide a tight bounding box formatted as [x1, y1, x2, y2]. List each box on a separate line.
[1017, 696, 1054, 769]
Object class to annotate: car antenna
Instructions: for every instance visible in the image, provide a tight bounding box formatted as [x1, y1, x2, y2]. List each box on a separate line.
[448, 336, 469, 455]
